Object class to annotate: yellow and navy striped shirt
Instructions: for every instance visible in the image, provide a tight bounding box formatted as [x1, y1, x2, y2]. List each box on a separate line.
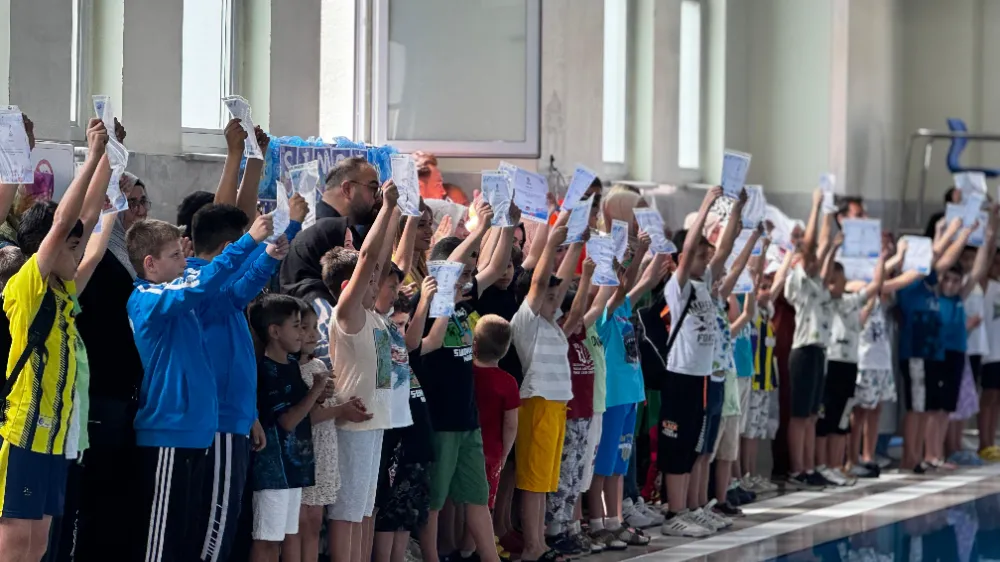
[751, 309, 776, 392]
[1, 255, 79, 454]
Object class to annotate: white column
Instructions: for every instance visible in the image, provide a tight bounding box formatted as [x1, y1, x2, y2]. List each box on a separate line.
[121, 0, 182, 154]
[0, 0, 10, 107]
[269, 0, 321, 138]
[8, 0, 73, 141]
[319, 0, 356, 140]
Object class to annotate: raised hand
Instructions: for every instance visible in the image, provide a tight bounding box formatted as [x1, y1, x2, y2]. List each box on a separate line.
[421, 275, 439, 301]
[249, 213, 275, 243]
[432, 214, 453, 244]
[381, 180, 399, 207]
[509, 203, 523, 225]
[582, 257, 596, 278]
[265, 234, 290, 260]
[474, 199, 494, 230]
[86, 118, 109, 157]
[549, 225, 568, 247]
[289, 192, 308, 223]
[114, 117, 127, 144]
[22, 113, 35, 150]
[254, 126, 270, 153]
[180, 237, 195, 258]
[224, 118, 247, 154]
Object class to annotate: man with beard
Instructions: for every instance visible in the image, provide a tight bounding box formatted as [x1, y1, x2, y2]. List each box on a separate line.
[318, 157, 382, 244]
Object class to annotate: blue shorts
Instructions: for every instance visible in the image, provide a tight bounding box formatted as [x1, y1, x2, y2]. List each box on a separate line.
[696, 379, 725, 455]
[0, 439, 69, 519]
[594, 403, 637, 477]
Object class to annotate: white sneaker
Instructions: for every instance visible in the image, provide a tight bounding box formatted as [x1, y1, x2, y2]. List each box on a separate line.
[661, 511, 713, 537]
[819, 466, 849, 487]
[635, 497, 665, 526]
[685, 507, 720, 532]
[702, 499, 733, 529]
[622, 498, 656, 528]
[832, 467, 858, 486]
[751, 474, 779, 492]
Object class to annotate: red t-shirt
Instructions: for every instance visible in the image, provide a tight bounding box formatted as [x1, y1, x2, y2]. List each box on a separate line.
[566, 330, 596, 419]
[473, 365, 521, 464]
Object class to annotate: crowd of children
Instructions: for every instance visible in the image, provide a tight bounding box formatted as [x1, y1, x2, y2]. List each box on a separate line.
[1, 112, 1000, 562]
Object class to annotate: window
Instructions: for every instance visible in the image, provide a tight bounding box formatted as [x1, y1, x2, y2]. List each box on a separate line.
[181, 0, 236, 131]
[602, 0, 627, 165]
[71, 0, 80, 123]
[677, 0, 701, 170]
[371, 0, 541, 157]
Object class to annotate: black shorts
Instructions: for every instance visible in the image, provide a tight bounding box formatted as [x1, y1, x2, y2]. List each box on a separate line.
[970, 354, 983, 385]
[901, 353, 963, 413]
[789, 345, 826, 418]
[817, 361, 857, 436]
[658, 371, 708, 475]
[983, 362, 1000, 390]
[374, 429, 430, 533]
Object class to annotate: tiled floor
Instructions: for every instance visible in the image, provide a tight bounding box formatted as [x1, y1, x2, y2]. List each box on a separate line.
[585, 464, 1000, 562]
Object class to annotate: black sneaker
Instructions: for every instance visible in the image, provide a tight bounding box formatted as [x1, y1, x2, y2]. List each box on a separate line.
[786, 472, 824, 491]
[546, 534, 582, 556]
[806, 471, 834, 488]
[913, 461, 935, 474]
[714, 501, 743, 517]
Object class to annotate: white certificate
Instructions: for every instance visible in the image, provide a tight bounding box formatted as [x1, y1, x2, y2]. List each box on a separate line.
[481, 171, 513, 227]
[427, 260, 466, 318]
[634, 208, 676, 254]
[565, 195, 593, 244]
[390, 155, 421, 217]
[222, 95, 263, 160]
[820, 173, 838, 214]
[721, 149, 751, 199]
[585, 234, 619, 286]
[0, 109, 32, 184]
[841, 218, 882, 259]
[900, 235, 932, 275]
[562, 165, 597, 211]
[511, 167, 550, 223]
[741, 185, 766, 228]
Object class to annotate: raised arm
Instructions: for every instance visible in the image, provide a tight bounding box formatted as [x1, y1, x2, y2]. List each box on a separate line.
[214, 119, 247, 206]
[821, 233, 843, 284]
[522, 221, 548, 271]
[406, 276, 437, 352]
[802, 188, 824, 258]
[37, 119, 107, 279]
[962, 205, 999, 298]
[709, 189, 748, 282]
[76, 212, 117, 293]
[629, 251, 669, 304]
[677, 187, 722, 288]
[730, 291, 757, 334]
[765, 250, 795, 306]
[720, 226, 762, 299]
[608, 233, 650, 313]
[583, 284, 615, 328]
[935, 226, 973, 275]
[235, 127, 270, 220]
[447, 199, 493, 264]
[816, 212, 837, 267]
[932, 218, 962, 259]
[336, 181, 399, 333]
[525, 214, 569, 315]
[393, 214, 420, 276]
[562, 258, 595, 335]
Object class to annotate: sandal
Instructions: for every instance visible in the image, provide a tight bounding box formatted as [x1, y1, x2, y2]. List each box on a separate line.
[613, 526, 651, 546]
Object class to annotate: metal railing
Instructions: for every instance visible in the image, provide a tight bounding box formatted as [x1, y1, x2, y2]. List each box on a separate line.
[899, 129, 1000, 229]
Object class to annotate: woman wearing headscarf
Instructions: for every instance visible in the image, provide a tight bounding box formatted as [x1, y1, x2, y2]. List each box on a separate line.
[279, 217, 354, 369]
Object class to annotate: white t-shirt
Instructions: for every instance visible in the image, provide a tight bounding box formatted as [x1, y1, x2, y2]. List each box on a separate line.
[858, 298, 893, 370]
[826, 290, 868, 364]
[965, 282, 989, 356]
[665, 270, 717, 377]
[512, 302, 573, 401]
[983, 280, 1000, 364]
[784, 266, 833, 349]
[331, 307, 402, 431]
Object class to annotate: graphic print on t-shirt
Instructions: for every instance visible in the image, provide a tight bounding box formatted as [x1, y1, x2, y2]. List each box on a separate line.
[375, 327, 393, 389]
[443, 308, 474, 363]
[619, 317, 639, 364]
[388, 323, 411, 390]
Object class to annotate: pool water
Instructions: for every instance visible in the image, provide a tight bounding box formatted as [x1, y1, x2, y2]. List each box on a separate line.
[769, 492, 1000, 561]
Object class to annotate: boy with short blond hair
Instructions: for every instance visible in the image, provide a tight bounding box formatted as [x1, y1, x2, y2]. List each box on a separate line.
[127, 212, 274, 562]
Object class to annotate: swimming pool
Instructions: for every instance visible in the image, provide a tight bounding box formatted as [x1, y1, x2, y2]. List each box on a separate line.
[769, 491, 1000, 561]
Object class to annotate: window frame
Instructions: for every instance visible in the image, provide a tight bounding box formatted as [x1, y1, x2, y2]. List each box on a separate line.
[369, 0, 541, 158]
[69, 0, 93, 144]
[180, 0, 242, 153]
[676, 0, 702, 178]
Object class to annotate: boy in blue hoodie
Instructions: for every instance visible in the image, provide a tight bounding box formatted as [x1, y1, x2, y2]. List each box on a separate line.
[187, 200, 303, 562]
[126, 212, 274, 562]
